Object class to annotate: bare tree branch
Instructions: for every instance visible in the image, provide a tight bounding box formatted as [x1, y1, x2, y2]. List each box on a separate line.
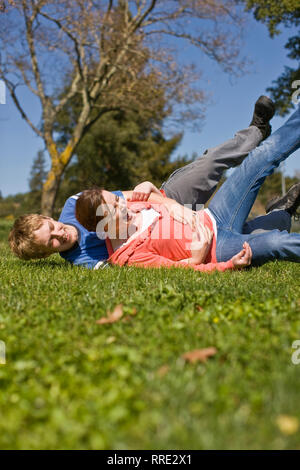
[4, 78, 43, 137]
[0, 0, 246, 215]
[131, 0, 157, 32]
[22, 0, 46, 106]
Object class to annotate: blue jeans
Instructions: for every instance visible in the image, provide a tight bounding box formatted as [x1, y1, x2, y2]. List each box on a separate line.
[208, 105, 300, 265]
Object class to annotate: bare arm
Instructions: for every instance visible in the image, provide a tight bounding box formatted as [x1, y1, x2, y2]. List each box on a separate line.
[179, 225, 213, 265]
[123, 181, 197, 228]
[123, 181, 162, 201]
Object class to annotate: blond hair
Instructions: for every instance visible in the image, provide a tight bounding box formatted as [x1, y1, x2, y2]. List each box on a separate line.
[8, 214, 51, 260]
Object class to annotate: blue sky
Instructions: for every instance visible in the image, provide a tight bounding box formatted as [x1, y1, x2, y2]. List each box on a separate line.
[0, 15, 299, 197]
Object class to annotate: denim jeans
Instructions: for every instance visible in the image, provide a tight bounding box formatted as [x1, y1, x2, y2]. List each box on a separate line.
[162, 126, 262, 208]
[161, 124, 291, 233]
[208, 104, 300, 265]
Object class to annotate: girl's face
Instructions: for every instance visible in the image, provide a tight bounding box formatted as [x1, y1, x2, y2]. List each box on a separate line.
[99, 190, 134, 239]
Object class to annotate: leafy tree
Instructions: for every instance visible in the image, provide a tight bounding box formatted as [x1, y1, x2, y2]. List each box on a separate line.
[0, 0, 247, 215]
[242, 0, 300, 116]
[266, 36, 300, 116]
[242, 0, 300, 35]
[55, 109, 191, 213]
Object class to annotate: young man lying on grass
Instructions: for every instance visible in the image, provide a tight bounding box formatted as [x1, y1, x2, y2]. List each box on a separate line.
[8, 96, 298, 269]
[75, 103, 300, 272]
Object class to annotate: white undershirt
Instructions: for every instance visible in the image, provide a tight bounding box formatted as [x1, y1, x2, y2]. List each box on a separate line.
[204, 208, 217, 240]
[117, 208, 160, 250]
[140, 207, 160, 233]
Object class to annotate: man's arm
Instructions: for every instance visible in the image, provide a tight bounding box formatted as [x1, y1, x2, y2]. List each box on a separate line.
[122, 181, 163, 202]
[123, 181, 197, 228]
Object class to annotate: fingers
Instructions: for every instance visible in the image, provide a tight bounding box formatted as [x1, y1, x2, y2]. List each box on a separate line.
[195, 223, 213, 244]
[244, 242, 252, 265]
[129, 191, 150, 202]
[239, 242, 252, 266]
[231, 242, 252, 268]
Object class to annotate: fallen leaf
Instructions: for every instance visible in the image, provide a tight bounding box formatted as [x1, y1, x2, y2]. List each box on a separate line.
[122, 307, 138, 322]
[122, 315, 132, 322]
[106, 336, 116, 344]
[96, 304, 123, 324]
[157, 365, 170, 377]
[182, 347, 217, 363]
[276, 415, 299, 435]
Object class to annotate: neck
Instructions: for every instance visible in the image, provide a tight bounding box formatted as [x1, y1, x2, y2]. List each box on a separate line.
[109, 212, 142, 252]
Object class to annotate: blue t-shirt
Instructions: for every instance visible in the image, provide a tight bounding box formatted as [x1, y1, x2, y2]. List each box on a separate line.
[58, 190, 124, 269]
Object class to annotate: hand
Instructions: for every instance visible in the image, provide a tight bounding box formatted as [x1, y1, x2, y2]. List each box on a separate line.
[128, 182, 160, 202]
[231, 242, 252, 268]
[165, 202, 197, 228]
[190, 225, 213, 264]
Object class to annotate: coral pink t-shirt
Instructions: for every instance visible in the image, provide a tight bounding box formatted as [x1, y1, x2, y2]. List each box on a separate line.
[106, 201, 233, 273]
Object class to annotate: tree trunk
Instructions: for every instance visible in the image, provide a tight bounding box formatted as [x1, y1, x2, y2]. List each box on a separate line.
[41, 168, 62, 216]
[41, 139, 74, 217]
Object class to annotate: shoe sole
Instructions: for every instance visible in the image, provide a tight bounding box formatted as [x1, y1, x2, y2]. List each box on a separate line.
[266, 183, 300, 214]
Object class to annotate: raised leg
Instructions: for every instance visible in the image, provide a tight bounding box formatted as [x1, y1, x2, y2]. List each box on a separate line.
[243, 210, 291, 234]
[208, 105, 300, 233]
[161, 126, 262, 209]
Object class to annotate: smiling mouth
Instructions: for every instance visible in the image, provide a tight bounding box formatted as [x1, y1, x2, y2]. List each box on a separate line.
[62, 230, 69, 243]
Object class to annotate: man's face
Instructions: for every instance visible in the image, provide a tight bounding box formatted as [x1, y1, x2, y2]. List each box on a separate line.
[33, 218, 78, 254]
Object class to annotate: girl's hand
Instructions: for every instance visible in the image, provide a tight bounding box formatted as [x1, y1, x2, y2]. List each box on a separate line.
[165, 202, 197, 228]
[231, 242, 252, 268]
[190, 225, 213, 264]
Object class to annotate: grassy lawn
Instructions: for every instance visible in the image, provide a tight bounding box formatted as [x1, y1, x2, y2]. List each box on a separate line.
[0, 219, 299, 449]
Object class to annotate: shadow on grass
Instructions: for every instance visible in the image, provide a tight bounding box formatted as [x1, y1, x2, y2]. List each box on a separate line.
[14, 257, 73, 270]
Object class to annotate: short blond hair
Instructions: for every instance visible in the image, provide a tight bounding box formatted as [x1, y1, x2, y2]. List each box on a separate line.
[8, 214, 51, 260]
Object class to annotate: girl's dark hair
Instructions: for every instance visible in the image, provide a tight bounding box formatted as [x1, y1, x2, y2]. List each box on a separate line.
[75, 187, 105, 231]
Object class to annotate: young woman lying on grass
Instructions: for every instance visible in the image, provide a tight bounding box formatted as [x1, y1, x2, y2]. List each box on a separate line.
[75, 104, 300, 272]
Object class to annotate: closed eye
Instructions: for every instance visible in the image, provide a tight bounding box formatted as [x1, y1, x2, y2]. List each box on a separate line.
[47, 222, 54, 246]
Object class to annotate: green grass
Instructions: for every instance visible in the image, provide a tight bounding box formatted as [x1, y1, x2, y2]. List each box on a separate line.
[0, 219, 299, 449]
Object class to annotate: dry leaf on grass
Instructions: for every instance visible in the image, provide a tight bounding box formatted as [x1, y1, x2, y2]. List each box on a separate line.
[195, 305, 204, 312]
[276, 415, 299, 435]
[157, 365, 170, 377]
[123, 316, 132, 322]
[182, 347, 217, 363]
[122, 307, 138, 322]
[96, 304, 123, 324]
